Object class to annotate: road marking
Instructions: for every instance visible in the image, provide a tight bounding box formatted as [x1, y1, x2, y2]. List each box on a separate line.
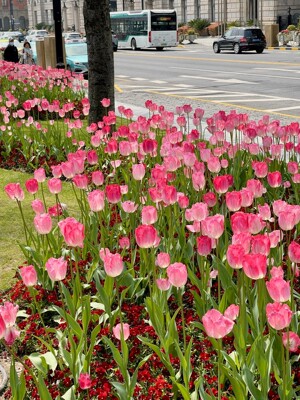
[131, 77, 148, 81]
[151, 80, 167, 84]
[254, 68, 300, 74]
[180, 75, 257, 84]
[174, 83, 194, 87]
[114, 84, 123, 93]
[116, 75, 129, 78]
[171, 66, 300, 81]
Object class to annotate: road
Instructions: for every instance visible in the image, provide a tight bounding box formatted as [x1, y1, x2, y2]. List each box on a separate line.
[114, 44, 300, 124]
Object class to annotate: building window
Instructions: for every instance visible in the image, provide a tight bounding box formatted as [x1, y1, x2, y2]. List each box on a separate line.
[2, 0, 7, 6]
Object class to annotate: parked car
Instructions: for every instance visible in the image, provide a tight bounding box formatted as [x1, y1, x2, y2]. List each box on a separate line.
[213, 27, 266, 54]
[63, 32, 85, 43]
[9, 31, 25, 42]
[25, 29, 49, 42]
[65, 43, 88, 79]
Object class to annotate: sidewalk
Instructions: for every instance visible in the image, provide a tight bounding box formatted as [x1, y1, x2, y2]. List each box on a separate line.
[181, 36, 300, 50]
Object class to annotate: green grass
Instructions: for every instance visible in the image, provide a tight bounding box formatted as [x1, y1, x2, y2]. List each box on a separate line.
[0, 168, 80, 291]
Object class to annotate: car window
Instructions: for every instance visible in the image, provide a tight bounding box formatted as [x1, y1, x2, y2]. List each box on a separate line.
[231, 29, 238, 36]
[245, 29, 263, 38]
[66, 44, 88, 56]
[224, 29, 232, 37]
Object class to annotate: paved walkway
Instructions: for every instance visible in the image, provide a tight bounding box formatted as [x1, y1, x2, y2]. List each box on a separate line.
[181, 36, 300, 50]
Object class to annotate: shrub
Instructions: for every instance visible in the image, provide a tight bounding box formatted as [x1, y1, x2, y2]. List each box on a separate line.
[226, 20, 240, 28]
[188, 18, 210, 34]
[287, 24, 296, 31]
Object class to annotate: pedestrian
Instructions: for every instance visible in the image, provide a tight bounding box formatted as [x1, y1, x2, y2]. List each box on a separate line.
[20, 41, 34, 65]
[3, 37, 19, 63]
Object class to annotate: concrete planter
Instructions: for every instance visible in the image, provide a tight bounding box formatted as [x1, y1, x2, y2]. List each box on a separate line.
[186, 34, 197, 43]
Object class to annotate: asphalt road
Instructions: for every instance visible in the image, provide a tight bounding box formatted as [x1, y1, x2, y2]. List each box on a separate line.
[114, 43, 300, 124]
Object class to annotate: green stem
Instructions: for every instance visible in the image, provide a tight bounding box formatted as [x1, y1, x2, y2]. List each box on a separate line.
[178, 288, 187, 351]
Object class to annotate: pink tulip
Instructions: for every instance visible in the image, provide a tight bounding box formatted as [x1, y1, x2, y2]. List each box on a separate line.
[224, 304, 240, 321]
[20, 265, 37, 287]
[31, 199, 45, 214]
[87, 150, 98, 165]
[135, 225, 159, 248]
[34, 213, 52, 235]
[231, 212, 249, 234]
[192, 171, 205, 191]
[240, 188, 254, 208]
[226, 244, 245, 269]
[202, 192, 217, 207]
[251, 234, 271, 256]
[141, 206, 158, 225]
[0, 315, 6, 340]
[232, 232, 252, 253]
[288, 241, 300, 263]
[202, 309, 235, 339]
[105, 184, 122, 204]
[161, 185, 177, 205]
[78, 373, 92, 390]
[278, 210, 296, 231]
[196, 236, 212, 256]
[190, 202, 209, 222]
[25, 179, 39, 195]
[269, 230, 282, 248]
[88, 190, 105, 212]
[119, 237, 130, 249]
[267, 171, 282, 188]
[247, 214, 265, 235]
[5, 183, 25, 201]
[207, 156, 221, 173]
[73, 174, 89, 190]
[282, 332, 300, 352]
[156, 252, 170, 269]
[58, 217, 85, 248]
[242, 253, 267, 280]
[100, 249, 124, 277]
[51, 165, 62, 178]
[201, 214, 224, 239]
[0, 302, 18, 328]
[34, 168, 46, 183]
[266, 277, 290, 302]
[113, 323, 130, 341]
[132, 164, 146, 180]
[156, 278, 171, 291]
[266, 302, 292, 330]
[3, 326, 20, 345]
[61, 161, 76, 179]
[252, 161, 268, 178]
[246, 179, 265, 198]
[121, 201, 138, 213]
[213, 175, 231, 194]
[46, 257, 68, 281]
[287, 161, 298, 175]
[258, 204, 271, 221]
[167, 262, 188, 287]
[177, 193, 189, 209]
[270, 266, 284, 279]
[48, 178, 62, 194]
[225, 191, 242, 212]
[101, 98, 110, 107]
[92, 171, 104, 186]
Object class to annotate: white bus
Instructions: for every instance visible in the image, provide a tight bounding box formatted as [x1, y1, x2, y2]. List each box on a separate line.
[110, 9, 178, 51]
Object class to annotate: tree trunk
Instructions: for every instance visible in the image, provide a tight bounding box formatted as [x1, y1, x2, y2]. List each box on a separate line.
[83, 0, 115, 124]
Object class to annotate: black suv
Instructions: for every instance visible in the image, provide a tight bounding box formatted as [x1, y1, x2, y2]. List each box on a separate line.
[213, 27, 266, 54]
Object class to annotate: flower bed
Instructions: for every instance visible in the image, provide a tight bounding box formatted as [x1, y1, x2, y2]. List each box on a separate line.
[0, 61, 300, 400]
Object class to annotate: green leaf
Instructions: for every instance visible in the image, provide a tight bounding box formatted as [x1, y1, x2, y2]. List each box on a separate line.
[37, 372, 52, 400]
[62, 385, 76, 400]
[111, 381, 127, 400]
[170, 377, 191, 400]
[52, 305, 83, 339]
[60, 283, 76, 317]
[242, 366, 262, 400]
[28, 353, 48, 376]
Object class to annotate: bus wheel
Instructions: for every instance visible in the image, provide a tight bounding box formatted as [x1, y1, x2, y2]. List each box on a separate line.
[156, 47, 164, 51]
[131, 39, 137, 50]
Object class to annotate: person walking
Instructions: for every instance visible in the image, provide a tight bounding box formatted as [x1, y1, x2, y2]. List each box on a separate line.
[20, 41, 34, 65]
[3, 37, 19, 63]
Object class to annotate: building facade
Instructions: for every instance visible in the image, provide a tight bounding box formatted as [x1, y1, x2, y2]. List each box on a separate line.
[25, 0, 300, 34]
[0, 0, 29, 31]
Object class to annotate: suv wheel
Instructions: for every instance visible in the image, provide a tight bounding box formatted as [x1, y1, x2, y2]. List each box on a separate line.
[256, 48, 264, 54]
[213, 43, 220, 53]
[233, 43, 241, 54]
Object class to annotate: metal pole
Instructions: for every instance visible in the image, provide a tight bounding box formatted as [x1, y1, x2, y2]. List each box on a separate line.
[53, 0, 64, 68]
[141, 0, 144, 10]
[10, 0, 14, 30]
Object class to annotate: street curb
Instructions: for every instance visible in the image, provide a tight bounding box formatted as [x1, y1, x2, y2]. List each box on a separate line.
[267, 46, 300, 51]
